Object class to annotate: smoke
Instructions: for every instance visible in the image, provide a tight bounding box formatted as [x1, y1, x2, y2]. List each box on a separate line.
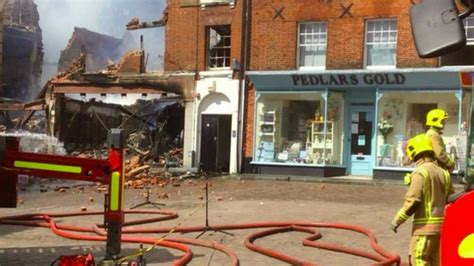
[0, 131, 66, 154]
[35, 0, 166, 85]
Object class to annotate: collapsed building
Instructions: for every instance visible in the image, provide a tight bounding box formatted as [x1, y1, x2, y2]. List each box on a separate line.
[1, 0, 43, 101]
[19, 48, 192, 164]
[58, 27, 137, 73]
[0, 2, 196, 169]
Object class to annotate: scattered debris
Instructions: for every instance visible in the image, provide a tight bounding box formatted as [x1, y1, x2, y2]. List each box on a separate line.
[157, 192, 169, 199]
[97, 186, 108, 192]
[126, 165, 151, 179]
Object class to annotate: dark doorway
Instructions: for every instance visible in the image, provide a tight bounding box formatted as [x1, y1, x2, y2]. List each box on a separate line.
[200, 114, 232, 172]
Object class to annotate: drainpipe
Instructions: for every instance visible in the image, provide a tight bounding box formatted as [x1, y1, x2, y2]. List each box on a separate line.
[237, 0, 251, 173]
[193, 3, 200, 168]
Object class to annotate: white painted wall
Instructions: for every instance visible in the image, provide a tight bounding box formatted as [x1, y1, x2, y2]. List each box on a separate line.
[182, 101, 195, 168]
[187, 71, 240, 173]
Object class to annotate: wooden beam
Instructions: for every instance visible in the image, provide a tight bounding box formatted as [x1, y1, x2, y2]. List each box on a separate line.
[52, 86, 166, 94]
[0, 100, 46, 111]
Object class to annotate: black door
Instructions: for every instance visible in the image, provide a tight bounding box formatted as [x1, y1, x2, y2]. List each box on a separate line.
[200, 114, 232, 172]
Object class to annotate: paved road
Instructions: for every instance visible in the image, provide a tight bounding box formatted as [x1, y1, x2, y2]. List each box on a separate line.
[0, 176, 458, 265]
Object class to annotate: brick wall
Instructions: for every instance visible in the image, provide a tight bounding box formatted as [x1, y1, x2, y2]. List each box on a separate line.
[165, 0, 441, 160]
[165, 0, 438, 72]
[250, 0, 437, 70]
[244, 0, 438, 158]
[165, 0, 243, 72]
[243, 81, 255, 158]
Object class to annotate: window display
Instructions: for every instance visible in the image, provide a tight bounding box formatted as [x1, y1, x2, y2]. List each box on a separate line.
[376, 90, 471, 170]
[254, 92, 344, 166]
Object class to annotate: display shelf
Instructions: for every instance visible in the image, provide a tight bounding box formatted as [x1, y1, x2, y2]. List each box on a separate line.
[256, 108, 281, 162]
[306, 121, 334, 164]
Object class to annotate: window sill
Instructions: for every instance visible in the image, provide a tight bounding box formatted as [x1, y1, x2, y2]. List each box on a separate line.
[440, 65, 474, 68]
[298, 66, 326, 71]
[199, 69, 233, 78]
[365, 65, 396, 70]
[250, 161, 346, 168]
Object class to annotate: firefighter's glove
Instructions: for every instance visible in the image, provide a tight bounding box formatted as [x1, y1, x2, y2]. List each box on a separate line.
[403, 173, 411, 186]
[391, 223, 399, 233]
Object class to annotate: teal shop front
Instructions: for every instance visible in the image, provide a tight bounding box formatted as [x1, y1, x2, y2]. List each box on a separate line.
[246, 69, 472, 179]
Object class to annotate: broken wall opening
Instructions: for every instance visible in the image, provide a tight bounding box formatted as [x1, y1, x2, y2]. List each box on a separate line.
[58, 96, 184, 165]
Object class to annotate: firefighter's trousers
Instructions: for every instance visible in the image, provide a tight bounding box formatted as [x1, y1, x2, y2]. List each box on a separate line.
[409, 234, 440, 266]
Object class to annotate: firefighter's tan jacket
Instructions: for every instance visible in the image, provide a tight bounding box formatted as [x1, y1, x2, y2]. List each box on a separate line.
[392, 157, 454, 235]
[426, 127, 454, 170]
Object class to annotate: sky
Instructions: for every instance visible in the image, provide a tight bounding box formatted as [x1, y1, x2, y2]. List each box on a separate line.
[35, 0, 166, 84]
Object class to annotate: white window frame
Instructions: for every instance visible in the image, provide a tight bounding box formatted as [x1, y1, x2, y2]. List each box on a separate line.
[464, 16, 474, 45]
[297, 21, 327, 70]
[364, 19, 397, 70]
[207, 25, 231, 70]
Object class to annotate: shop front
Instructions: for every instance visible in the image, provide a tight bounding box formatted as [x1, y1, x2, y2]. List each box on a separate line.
[247, 69, 472, 179]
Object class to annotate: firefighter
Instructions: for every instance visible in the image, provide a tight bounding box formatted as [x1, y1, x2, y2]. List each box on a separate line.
[425, 108, 455, 172]
[391, 134, 454, 266]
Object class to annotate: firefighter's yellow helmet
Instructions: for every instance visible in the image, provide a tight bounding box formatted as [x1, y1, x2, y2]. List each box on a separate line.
[406, 134, 433, 161]
[426, 109, 449, 129]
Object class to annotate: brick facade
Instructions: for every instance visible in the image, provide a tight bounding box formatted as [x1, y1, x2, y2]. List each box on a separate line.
[164, 0, 442, 167]
[243, 0, 438, 160]
[165, 0, 243, 72]
[249, 0, 437, 70]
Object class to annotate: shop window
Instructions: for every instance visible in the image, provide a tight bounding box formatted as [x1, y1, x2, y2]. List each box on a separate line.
[364, 19, 397, 69]
[406, 103, 436, 137]
[254, 92, 344, 166]
[440, 16, 474, 66]
[298, 22, 327, 69]
[465, 16, 474, 45]
[207, 25, 231, 70]
[376, 91, 467, 171]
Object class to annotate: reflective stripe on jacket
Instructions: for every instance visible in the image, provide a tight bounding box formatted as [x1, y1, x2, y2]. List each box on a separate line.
[426, 128, 454, 170]
[392, 158, 455, 235]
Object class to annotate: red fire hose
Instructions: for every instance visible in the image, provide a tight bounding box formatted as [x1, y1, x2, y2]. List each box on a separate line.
[0, 210, 403, 266]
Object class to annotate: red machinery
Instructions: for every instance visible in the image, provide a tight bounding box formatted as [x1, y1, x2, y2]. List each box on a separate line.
[0, 129, 125, 261]
[441, 190, 474, 265]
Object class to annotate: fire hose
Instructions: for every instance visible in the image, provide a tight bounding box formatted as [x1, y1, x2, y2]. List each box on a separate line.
[0, 132, 404, 265]
[0, 210, 403, 266]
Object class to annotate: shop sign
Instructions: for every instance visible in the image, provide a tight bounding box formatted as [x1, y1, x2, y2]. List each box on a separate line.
[248, 70, 465, 91]
[291, 73, 406, 86]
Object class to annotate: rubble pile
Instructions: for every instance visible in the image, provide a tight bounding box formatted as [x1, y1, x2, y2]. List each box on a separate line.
[58, 27, 136, 73]
[114, 50, 144, 74]
[55, 54, 86, 81]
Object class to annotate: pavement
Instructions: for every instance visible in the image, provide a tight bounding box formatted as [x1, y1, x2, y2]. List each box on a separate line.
[0, 174, 462, 265]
